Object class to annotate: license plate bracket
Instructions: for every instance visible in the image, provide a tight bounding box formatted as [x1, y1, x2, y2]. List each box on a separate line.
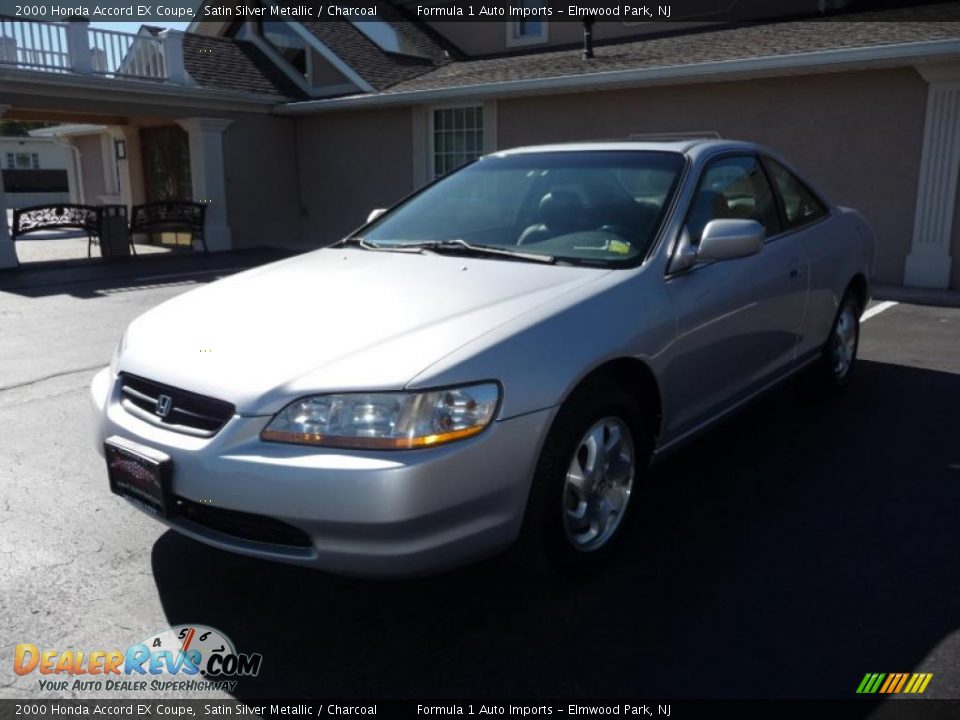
[104, 436, 172, 518]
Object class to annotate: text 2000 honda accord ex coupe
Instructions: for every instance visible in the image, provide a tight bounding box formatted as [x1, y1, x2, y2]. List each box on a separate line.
[91, 140, 875, 577]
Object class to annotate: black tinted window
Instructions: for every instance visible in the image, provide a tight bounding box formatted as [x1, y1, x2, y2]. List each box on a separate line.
[363, 151, 685, 266]
[687, 155, 781, 243]
[765, 158, 828, 229]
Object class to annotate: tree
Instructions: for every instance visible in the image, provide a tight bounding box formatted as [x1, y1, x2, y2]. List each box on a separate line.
[0, 121, 54, 137]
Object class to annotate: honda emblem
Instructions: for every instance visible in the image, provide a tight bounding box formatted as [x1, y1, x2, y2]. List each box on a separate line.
[155, 394, 173, 418]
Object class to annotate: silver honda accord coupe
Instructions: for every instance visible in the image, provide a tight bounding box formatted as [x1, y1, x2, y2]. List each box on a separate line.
[91, 140, 875, 577]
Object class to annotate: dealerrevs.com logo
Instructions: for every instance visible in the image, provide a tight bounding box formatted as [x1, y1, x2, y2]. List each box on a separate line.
[14, 625, 262, 693]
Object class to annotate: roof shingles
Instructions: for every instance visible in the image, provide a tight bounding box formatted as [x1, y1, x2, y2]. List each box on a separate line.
[382, 8, 960, 94]
[297, 2, 453, 91]
[182, 33, 306, 98]
[179, 3, 960, 101]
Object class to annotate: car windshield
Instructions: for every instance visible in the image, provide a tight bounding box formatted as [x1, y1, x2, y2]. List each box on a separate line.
[360, 151, 686, 266]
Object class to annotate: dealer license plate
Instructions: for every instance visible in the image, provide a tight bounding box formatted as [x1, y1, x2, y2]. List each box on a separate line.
[105, 436, 172, 518]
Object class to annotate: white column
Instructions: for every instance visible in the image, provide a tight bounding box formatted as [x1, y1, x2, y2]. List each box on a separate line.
[0, 104, 18, 269]
[160, 30, 194, 85]
[176, 118, 233, 252]
[65, 19, 92, 75]
[904, 63, 960, 289]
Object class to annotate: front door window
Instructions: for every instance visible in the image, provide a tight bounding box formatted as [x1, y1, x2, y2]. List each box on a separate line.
[140, 126, 192, 202]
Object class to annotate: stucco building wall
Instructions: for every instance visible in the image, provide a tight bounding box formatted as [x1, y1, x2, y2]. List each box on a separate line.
[288, 67, 927, 286]
[294, 107, 415, 243]
[73, 134, 107, 204]
[223, 115, 305, 249]
[496, 67, 928, 285]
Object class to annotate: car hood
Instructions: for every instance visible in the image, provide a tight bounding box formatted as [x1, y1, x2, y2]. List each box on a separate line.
[119, 248, 611, 414]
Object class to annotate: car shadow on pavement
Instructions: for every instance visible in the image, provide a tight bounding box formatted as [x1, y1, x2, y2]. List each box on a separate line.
[151, 359, 960, 702]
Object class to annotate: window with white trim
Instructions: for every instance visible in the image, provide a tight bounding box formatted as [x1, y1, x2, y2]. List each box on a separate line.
[432, 106, 484, 178]
[5, 153, 13, 169]
[31, 152, 39, 169]
[14, 152, 32, 169]
[351, 20, 429, 58]
[257, 21, 307, 76]
[507, 0, 548, 46]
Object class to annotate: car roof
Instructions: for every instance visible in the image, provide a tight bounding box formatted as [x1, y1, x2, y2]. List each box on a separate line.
[493, 139, 761, 157]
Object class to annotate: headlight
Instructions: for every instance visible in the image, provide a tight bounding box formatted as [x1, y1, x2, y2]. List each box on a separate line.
[260, 383, 500, 450]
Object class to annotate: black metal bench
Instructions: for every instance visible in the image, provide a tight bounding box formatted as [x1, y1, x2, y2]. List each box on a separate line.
[11, 204, 104, 258]
[130, 201, 208, 253]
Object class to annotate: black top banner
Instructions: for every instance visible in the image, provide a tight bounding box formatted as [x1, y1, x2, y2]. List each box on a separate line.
[0, 0, 959, 23]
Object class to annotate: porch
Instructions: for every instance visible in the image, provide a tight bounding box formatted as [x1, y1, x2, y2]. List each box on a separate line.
[0, 111, 233, 269]
[0, 18, 296, 270]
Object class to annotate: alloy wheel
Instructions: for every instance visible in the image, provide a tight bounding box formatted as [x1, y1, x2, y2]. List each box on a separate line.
[562, 417, 636, 552]
[832, 303, 859, 379]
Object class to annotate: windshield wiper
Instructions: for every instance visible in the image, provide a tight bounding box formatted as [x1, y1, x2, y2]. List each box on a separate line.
[334, 236, 421, 253]
[406, 239, 556, 264]
[336, 236, 556, 264]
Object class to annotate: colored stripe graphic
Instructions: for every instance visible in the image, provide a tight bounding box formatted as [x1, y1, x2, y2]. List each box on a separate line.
[892, 673, 910, 693]
[879, 674, 895, 693]
[857, 672, 932, 694]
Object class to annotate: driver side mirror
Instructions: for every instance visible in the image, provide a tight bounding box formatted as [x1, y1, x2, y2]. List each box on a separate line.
[697, 219, 765, 262]
[366, 208, 387, 224]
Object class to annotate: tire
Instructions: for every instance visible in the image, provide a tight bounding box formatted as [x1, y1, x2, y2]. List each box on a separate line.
[818, 291, 862, 389]
[514, 378, 651, 575]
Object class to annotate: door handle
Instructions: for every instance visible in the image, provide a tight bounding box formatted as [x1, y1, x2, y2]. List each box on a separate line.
[789, 268, 800, 278]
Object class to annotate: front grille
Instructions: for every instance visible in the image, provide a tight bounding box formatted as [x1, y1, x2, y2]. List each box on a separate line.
[174, 496, 313, 549]
[119, 373, 234, 438]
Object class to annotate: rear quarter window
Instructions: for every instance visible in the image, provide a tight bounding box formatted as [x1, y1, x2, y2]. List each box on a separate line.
[765, 158, 828, 230]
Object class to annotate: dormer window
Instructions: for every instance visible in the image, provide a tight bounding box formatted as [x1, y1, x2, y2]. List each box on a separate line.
[351, 20, 430, 59]
[257, 20, 307, 75]
[507, 1, 548, 47]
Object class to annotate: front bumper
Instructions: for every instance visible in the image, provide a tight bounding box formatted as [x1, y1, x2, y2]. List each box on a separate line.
[90, 368, 553, 577]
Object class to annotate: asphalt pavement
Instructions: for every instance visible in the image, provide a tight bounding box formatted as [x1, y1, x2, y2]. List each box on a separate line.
[1, 258, 958, 705]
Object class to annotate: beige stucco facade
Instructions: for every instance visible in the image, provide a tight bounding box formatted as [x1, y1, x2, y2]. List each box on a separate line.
[284, 66, 932, 287]
[294, 107, 416, 243]
[222, 114, 305, 249]
[495, 68, 928, 286]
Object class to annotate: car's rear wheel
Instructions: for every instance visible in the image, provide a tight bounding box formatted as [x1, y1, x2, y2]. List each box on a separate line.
[516, 378, 650, 574]
[819, 291, 861, 388]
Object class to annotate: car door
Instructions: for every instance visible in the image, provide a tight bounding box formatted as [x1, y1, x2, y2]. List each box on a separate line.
[762, 156, 837, 361]
[660, 153, 809, 442]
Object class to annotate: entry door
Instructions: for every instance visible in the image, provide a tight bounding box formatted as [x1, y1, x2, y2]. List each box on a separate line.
[660, 154, 808, 441]
[140, 126, 192, 202]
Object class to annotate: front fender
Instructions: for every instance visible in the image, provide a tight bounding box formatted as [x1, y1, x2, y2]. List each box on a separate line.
[407, 269, 675, 421]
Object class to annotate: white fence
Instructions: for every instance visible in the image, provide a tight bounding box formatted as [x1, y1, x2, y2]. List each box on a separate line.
[0, 18, 170, 81]
[0, 19, 69, 71]
[88, 26, 166, 79]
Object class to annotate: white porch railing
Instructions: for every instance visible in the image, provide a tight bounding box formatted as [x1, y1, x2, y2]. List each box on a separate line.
[0, 19, 69, 72]
[0, 18, 187, 83]
[88, 25, 166, 79]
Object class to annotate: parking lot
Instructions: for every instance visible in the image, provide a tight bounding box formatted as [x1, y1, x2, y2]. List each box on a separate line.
[1, 258, 959, 702]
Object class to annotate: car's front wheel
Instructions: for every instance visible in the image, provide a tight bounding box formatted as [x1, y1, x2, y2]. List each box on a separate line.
[819, 291, 862, 388]
[516, 378, 650, 574]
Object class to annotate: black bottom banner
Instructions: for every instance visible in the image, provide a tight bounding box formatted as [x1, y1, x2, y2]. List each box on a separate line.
[3, 700, 960, 720]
